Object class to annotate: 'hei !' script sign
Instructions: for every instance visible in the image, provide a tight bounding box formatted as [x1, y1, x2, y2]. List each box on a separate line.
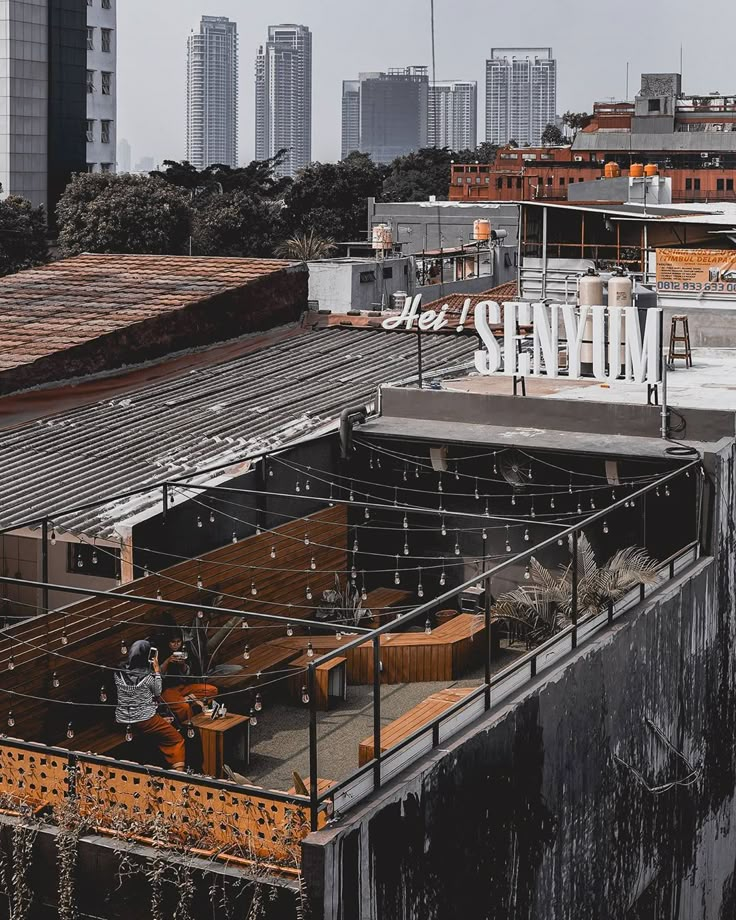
[381, 295, 663, 385]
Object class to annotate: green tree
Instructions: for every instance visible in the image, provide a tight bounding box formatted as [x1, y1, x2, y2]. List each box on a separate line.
[541, 123, 566, 146]
[153, 151, 292, 201]
[454, 142, 499, 164]
[56, 173, 191, 256]
[382, 147, 454, 201]
[191, 191, 283, 257]
[0, 196, 48, 276]
[275, 230, 336, 261]
[562, 111, 591, 138]
[284, 152, 385, 241]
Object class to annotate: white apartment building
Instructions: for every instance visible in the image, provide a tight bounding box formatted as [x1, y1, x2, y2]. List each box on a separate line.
[187, 16, 238, 169]
[428, 81, 477, 151]
[255, 24, 312, 178]
[86, 0, 117, 172]
[486, 48, 556, 147]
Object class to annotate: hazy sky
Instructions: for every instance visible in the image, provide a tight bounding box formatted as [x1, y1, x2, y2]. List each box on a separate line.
[118, 0, 734, 168]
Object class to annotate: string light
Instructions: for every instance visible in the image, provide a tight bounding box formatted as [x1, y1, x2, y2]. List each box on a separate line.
[301, 686, 310, 704]
[524, 528, 530, 542]
[440, 516, 446, 536]
[232, 532, 238, 544]
[306, 585, 313, 600]
[437, 474, 443, 493]
[66, 722, 74, 740]
[197, 609, 204, 620]
[353, 533, 359, 553]
[196, 574, 203, 590]
[505, 526, 511, 554]
[99, 686, 107, 703]
[156, 588, 162, 600]
[50, 528, 57, 546]
[243, 644, 250, 660]
[603, 520, 609, 534]
[51, 671, 60, 689]
[530, 501, 536, 519]
[364, 506, 370, 520]
[250, 581, 257, 596]
[403, 463, 408, 482]
[665, 485, 670, 497]
[550, 496, 555, 510]
[393, 487, 399, 507]
[270, 545, 276, 559]
[7, 712, 14, 728]
[310, 556, 316, 571]
[91, 548, 98, 566]
[197, 516, 203, 528]
[306, 642, 314, 658]
[286, 623, 294, 637]
[304, 532, 310, 546]
[454, 531, 461, 556]
[403, 538, 410, 556]
[404, 513, 409, 531]
[125, 724, 133, 743]
[394, 555, 400, 586]
[7, 654, 14, 671]
[484, 500, 490, 518]
[305, 476, 311, 492]
[417, 567, 424, 598]
[186, 720, 195, 739]
[77, 553, 84, 569]
[474, 479, 480, 501]
[424, 618, 432, 635]
[209, 510, 215, 524]
[295, 478, 301, 493]
[349, 483, 355, 502]
[524, 565, 531, 581]
[482, 528, 488, 542]
[328, 483, 334, 506]
[439, 564, 446, 586]
[511, 494, 516, 507]
[249, 708, 258, 727]
[254, 693, 263, 712]
[120, 639, 128, 657]
[361, 574, 367, 602]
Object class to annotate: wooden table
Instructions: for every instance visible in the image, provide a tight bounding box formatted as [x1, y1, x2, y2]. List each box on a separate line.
[192, 711, 250, 778]
[358, 687, 474, 766]
[288, 653, 347, 710]
[217, 644, 302, 692]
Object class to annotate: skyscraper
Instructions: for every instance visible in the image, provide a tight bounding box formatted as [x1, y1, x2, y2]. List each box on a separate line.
[86, 0, 117, 174]
[187, 17, 238, 169]
[341, 68, 429, 165]
[255, 24, 312, 178]
[486, 48, 557, 146]
[428, 81, 477, 151]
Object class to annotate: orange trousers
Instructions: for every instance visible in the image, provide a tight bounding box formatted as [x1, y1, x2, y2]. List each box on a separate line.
[162, 683, 218, 723]
[136, 714, 185, 767]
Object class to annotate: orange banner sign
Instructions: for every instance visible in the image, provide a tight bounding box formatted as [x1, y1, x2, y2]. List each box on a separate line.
[656, 248, 736, 298]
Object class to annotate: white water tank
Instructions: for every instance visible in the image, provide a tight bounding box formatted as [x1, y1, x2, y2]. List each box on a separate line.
[372, 224, 394, 250]
[608, 271, 633, 370]
[579, 270, 604, 367]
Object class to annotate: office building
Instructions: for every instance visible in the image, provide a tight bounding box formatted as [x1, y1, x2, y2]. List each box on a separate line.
[187, 16, 238, 169]
[428, 81, 477, 150]
[341, 80, 361, 159]
[485, 48, 556, 146]
[0, 1, 88, 213]
[86, 0, 117, 174]
[255, 24, 312, 178]
[342, 68, 429, 165]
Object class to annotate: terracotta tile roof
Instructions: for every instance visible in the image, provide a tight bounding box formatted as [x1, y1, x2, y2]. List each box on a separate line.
[0, 254, 292, 373]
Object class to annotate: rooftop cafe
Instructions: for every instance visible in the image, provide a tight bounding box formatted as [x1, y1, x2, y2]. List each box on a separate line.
[0, 428, 703, 872]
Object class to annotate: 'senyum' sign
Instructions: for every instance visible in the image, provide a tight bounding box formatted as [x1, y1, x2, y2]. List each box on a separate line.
[381, 296, 663, 385]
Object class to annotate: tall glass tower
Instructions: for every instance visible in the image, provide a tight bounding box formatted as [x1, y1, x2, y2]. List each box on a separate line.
[187, 17, 238, 169]
[485, 48, 557, 146]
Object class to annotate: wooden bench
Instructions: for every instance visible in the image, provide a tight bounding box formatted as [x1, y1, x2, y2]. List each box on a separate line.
[358, 687, 474, 766]
[287, 654, 347, 710]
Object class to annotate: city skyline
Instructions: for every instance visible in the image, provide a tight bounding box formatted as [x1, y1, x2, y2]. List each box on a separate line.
[117, 0, 736, 168]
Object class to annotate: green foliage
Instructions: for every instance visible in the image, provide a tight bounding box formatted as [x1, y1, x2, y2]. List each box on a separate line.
[454, 142, 499, 164]
[0, 196, 48, 276]
[56, 173, 191, 256]
[283, 152, 385, 241]
[191, 191, 283, 258]
[562, 111, 591, 137]
[541, 123, 566, 146]
[153, 151, 291, 200]
[275, 230, 336, 261]
[382, 147, 454, 202]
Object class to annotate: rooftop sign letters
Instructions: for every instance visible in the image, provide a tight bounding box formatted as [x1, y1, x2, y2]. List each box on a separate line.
[382, 296, 663, 385]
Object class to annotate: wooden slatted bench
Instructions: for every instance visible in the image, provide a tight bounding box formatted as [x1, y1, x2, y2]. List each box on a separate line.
[358, 687, 474, 766]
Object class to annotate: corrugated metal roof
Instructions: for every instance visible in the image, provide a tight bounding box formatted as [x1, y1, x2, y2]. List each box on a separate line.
[0, 254, 291, 373]
[573, 132, 736, 153]
[0, 326, 476, 539]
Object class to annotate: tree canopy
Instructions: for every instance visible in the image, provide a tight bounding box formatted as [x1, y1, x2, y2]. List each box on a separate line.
[562, 112, 591, 137]
[153, 151, 292, 200]
[541, 123, 566, 146]
[0, 196, 48, 276]
[56, 173, 191, 256]
[191, 191, 284, 258]
[382, 147, 455, 202]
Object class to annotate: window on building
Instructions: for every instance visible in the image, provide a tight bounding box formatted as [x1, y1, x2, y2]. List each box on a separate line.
[728, 179, 734, 191]
[560, 177, 566, 185]
[382, 266, 393, 279]
[484, 177, 490, 184]
[86, 70, 94, 93]
[456, 178, 463, 185]
[101, 163, 113, 173]
[100, 120, 111, 144]
[101, 28, 112, 52]
[67, 543, 119, 580]
[717, 178, 725, 191]
[546, 177, 553, 186]
[102, 0, 111, 7]
[506, 177, 513, 189]
[694, 178, 701, 191]
[516, 177, 522, 189]
[359, 271, 376, 283]
[86, 120, 94, 143]
[685, 177, 692, 190]
[496, 178, 503, 189]
[87, 163, 95, 173]
[101, 72, 112, 95]
[475, 177, 481, 184]
[648, 99, 661, 113]
[87, 27, 94, 50]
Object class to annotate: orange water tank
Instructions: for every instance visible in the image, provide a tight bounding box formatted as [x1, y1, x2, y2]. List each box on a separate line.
[644, 163, 659, 177]
[630, 163, 645, 178]
[604, 162, 621, 179]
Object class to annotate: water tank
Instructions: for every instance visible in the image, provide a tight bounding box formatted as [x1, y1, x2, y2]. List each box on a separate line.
[630, 163, 645, 178]
[608, 272, 633, 307]
[604, 162, 621, 179]
[644, 163, 659, 177]
[390, 290, 408, 311]
[473, 219, 492, 241]
[579, 270, 604, 368]
[372, 224, 393, 250]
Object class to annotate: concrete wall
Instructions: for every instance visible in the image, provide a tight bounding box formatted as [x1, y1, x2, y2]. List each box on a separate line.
[308, 258, 414, 313]
[303, 439, 736, 919]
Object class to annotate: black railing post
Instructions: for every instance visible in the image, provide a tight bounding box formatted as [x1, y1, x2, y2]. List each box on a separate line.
[571, 530, 579, 648]
[373, 637, 382, 790]
[41, 518, 49, 616]
[308, 663, 318, 831]
[162, 484, 168, 523]
[484, 576, 492, 711]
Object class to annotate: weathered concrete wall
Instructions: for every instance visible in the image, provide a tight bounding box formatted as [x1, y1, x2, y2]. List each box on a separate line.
[303, 442, 736, 920]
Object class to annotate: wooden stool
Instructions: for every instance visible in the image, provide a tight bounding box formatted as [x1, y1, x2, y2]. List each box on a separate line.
[668, 315, 693, 367]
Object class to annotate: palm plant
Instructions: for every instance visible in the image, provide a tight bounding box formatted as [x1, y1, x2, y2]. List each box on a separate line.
[494, 534, 659, 643]
[275, 230, 336, 261]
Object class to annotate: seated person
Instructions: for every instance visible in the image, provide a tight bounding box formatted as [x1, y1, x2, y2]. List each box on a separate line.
[154, 613, 219, 723]
[114, 640, 185, 771]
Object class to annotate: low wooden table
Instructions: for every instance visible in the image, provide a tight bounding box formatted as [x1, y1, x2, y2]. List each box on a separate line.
[192, 711, 250, 778]
[288, 653, 347, 710]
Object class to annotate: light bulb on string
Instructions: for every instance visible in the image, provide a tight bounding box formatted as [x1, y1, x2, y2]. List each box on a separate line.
[66, 722, 74, 740]
[243, 644, 251, 660]
[61, 628, 68, 646]
[232, 532, 237, 544]
[590, 497, 596, 510]
[92, 548, 98, 566]
[295, 478, 301, 493]
[403, 539, 410, 556]
[568, 476, 573, 494]
[439, 565, 446, 587]
[305, 478, 311, 492]
[655, 486, 660, 497]
[254, 693, 263, 713]
[197, 609, 204, 620]
[361, 574, 368, 602]
[454, 531, 461, 556]
[603, 520, 609, 534]
[511, 494, 516, 507]
[286, 622, 293, 637]
[349, 482, 355, 502]
[369, 451, 374, 469]
[196, 574, 203, 590]
[250, 581, 258, 596]
[417, 567, 424, 598]
[424, 618, 432, 635]
[527, 464, 533, 481]
[143, 564, 150, 577]
[482, 528, 488, 542]
[7, 654, 14, 671]
[270, 545, 276, 559]
[414, 463, 420, 479]
[240, 620, 250, 631]
[474, 479, 480, 501]
[485, 500, 490, 518]
[550, 496, 555, 510]
[437, 474, 443, 493]
[120, 638, 128, 657]
[505, 526, 512, 554]
[99, 686, 107, 703]
[441, 516, 447, 537]
[438, 496, 444, 513]
[7, 712, 14, 728]
[209, 510, 215, 524]
[125, 724, 133, 743]
[301, 686, 310, 705]
[197, 516, 203, 528]
[364, 506, 370, 521]
[310, 556, 316, 571]
[524, 565, 531, 581]
[530, 502, 536, 519]
[393, 487, 398, 507]
[403, 513, 409, 530]
[353, 533, 359, 553]
[50, 529, 56, 546]
[307, 585, 313, 600]
[493, 458, 498, 476]
[403, 463, 408, 482]
[249, 708, 258, 727]
[186, 721, 195, 739]
[524, 528, 530, 542]
[156, 588, 162, 600]
[328, 484, 335, 507]
[454, 464, 460, 481]
[306, 642, 314, 658]
[394, 556, 400, 586]
[267, 463, 274, 478]
[77, 553, 84, 569]
[665, 485, 670, 497]
[304, 532, 310, 546]
[576, 501, 582, 515]
[557, 537, 564, 547]
[52, 671, 60, 689]
[611, 489, 617, 502]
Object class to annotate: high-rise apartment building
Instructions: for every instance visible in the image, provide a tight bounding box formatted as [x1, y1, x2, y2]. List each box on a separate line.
[187, 16, 238, 169]
[86, 0, 117, 174]
[255, 24, 312, 178]
[486, 48, 556, 146]
[428, 81, 477, 151]
[0, 0, 88, 213]
[342, 68, 429, 165]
